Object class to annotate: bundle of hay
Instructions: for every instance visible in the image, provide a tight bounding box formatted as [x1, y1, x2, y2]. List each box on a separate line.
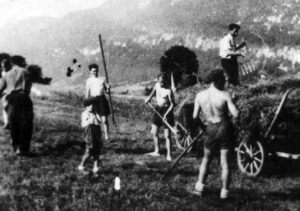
[174, 77, 300, 152]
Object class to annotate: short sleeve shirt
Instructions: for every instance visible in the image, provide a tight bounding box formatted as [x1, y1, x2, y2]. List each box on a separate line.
[219, 34, 236, 59]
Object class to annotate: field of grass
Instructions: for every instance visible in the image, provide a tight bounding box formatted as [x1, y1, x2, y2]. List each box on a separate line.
[0, 81, 300, 210]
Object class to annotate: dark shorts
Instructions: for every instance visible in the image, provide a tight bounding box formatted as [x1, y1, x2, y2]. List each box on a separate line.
[152, 106, 174, 127]
[204, 119, 235, 151]
[221, 58, 240, 86]
[84, 95, 110, 116]
[84, 124, 102, 157]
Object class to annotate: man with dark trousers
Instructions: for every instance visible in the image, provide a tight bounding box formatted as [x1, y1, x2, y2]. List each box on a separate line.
[0, 55, 51, 155]
[219, 23, 246, 86]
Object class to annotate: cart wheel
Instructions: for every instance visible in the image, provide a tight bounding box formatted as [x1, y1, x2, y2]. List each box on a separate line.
[175, 135, 193, 152]
[237, 140, 265, 177]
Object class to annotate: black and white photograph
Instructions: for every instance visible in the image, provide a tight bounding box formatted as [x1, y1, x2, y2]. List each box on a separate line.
[0, 0, 299, 210]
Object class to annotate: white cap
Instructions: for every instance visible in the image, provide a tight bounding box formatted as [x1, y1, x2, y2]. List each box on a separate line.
[114, 177, 121, 191]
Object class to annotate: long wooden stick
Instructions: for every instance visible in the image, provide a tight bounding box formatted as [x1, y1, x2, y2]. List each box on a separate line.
[163, 130, 204, 180]
[147, 103, 177, 134]
[264, 89, 290, 138]
[99, 34, 117, 128]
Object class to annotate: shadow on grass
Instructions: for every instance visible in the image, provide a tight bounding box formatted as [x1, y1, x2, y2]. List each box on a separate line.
[267, 188, 300, 201]
[113, 147, 151, 155]
[35, 139, 84, 157]
[263, 158, 300, 178]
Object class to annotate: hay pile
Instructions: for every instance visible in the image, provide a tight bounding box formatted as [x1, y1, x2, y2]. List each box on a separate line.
[174, 77, 300, 152]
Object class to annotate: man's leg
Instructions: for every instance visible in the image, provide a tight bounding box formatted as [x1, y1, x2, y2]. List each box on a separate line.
[10, 122, 20, 152]
[7, 103, 20, 152]
[148, 124, 160, 156]
[101, 116, 109, 140]
[220, 149, 230, 198]
[164, 128, 172, 161]
[3, 109, 8, 129]
[21, 119, 33, 153]
[195, 148, 212, 193]
[78, 148, 90, 171]
[91, 125, 102, 173]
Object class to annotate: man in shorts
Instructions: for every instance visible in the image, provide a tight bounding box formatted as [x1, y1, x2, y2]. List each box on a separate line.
[219, 23, 246, 86]
[145, 73, 175, 161]
[85, 64, 110, 140]
[192, 68, 239, 199]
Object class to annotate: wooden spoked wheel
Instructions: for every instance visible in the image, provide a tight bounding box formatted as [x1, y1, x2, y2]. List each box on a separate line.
[175, 134, 193, 152]
[237, 140, 265, 177]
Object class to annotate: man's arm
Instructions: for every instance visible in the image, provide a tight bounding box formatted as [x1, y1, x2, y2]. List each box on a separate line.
[145, 85, 156, 104]
[0, 78, 7, 98]
[235, 41, 246, 51]
[192, 94, 201, 119]
[163, 90, 174, 120]
[34, 77, 52, 85]
[226, 50, 245, 57]
[226, 93, 239, 119]
[104, 81, 111, 93]
[85, 81, 90, 99]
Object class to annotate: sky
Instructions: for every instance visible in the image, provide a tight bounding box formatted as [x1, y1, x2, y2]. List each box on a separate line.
[0, 0, 107, 27]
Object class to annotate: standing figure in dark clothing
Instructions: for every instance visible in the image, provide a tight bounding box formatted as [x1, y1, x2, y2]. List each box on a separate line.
[0, 55, 51, 155]
[219, 23, 246, 86]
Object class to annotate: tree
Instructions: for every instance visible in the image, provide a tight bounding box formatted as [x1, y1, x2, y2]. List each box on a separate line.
[160, 45, 199, 90]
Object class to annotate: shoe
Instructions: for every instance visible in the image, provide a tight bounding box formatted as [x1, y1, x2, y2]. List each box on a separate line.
[220, 188, 229, 199]
[78, 165, 85, 171]
[16, 148, 21, 155]
[146, 152, 160, 157]
[192, 181, 204, 196]
[92, 166, 100, 173]
[166, 156, 172, 161]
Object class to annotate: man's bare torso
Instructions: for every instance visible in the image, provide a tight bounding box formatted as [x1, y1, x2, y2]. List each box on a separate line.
[196, 86, 230, 123]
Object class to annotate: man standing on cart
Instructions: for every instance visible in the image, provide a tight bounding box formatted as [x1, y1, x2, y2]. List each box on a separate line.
[192, 68, 239, 199]
[145, 73, 175, 161]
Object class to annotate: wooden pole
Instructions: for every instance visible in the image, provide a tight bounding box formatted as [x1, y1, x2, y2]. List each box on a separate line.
[98, 34, 117, 128]
[163, 130, 204, 180]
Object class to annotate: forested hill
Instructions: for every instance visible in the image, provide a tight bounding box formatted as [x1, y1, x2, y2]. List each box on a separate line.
[0, 0, 299, 87]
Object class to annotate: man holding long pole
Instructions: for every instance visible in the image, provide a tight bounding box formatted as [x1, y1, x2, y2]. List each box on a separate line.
[99, 34, 117, 129]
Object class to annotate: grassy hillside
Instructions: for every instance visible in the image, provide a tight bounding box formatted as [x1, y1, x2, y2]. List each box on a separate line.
[0, 76, 300, 210]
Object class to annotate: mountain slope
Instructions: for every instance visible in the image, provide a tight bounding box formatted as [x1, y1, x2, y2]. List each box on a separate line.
[0, 0, 299, 86]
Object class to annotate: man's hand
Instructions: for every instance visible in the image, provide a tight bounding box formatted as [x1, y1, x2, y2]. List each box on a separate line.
[239, 53, 246, 58]
[145, 98, 150, 104]
[106, 83, 111, 89]
[43, 77, 52, 85]
[240, 41, 247, 48]
[163, 115, 167, 122]
[232, 93, 239, 103]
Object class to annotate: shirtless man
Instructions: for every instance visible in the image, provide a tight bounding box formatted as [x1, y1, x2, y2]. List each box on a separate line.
[219, 23, 246, 86]
[145, 73, 175, 161]
[85, 64, 111, 140]
[192, 68, 239, 199]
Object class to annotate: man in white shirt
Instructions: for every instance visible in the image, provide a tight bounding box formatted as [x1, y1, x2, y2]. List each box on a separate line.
[219, 23, 246, 86]
[84, 64, 110, 140]
[145, 73, 175, 161]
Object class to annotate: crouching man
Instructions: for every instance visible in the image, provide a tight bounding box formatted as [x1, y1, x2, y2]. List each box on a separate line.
[192, 68, 239, 199]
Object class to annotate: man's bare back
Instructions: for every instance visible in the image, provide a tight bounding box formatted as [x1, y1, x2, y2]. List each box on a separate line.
[192, 68, 239, 199]
[193, 86, 238, 123]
